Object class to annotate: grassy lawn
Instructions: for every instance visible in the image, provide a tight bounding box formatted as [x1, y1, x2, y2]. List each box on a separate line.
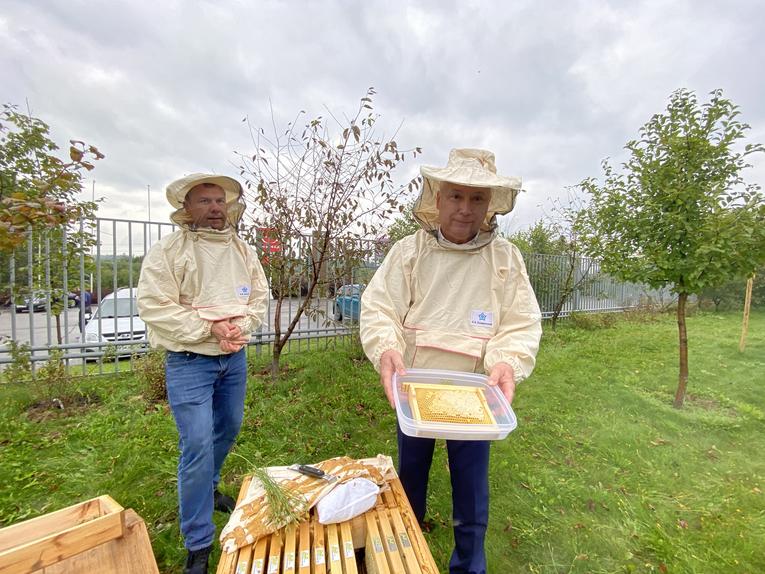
[1, 310, 763, 573]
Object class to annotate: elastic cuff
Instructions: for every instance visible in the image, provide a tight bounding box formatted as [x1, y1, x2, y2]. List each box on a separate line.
[372, 343, 402, 372]
[507, 357, 525, 383]
[485, 356, 525, 383]
[231, 316, 250, 333]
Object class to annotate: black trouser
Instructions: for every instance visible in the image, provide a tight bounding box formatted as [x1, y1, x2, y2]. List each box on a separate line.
[397, 424, 490, 574]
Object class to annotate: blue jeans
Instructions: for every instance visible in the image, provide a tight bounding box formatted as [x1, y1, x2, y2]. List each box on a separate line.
[397, 425, 491, 574]
[165, 349, 247, 551]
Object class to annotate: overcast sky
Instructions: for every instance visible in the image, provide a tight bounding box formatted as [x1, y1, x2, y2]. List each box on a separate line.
[2, 0, 764, 235]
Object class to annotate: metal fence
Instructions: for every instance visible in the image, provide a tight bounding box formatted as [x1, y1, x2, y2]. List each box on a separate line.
[0, 218, 670, 376]
[523, 252, 669, 319]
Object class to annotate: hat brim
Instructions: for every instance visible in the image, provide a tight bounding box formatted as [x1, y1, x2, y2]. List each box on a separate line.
[166, 174, 243, 208]
[414, 165, 522, 232]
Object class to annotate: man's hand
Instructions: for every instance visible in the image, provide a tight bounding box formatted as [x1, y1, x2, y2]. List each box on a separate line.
[212, 319, 248, 353]
[211, 320, 242, 341]
[379, 349, 406, 409]
[487, 362, 517, 404]
[219, 337, 249, 353]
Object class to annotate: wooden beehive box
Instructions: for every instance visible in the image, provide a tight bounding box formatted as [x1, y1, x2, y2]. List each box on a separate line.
[217, 473, 438, 574]
[0, 495, 158, 574]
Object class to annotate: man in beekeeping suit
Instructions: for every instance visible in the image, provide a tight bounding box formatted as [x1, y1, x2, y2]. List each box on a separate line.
[360, 149, 542, 574]
[138, 174, 268, 574]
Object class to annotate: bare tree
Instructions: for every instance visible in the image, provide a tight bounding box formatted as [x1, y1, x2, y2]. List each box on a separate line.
[508, 195, 599, 330]
[546, 193, 599, 329]
[238, 88, 421, 376]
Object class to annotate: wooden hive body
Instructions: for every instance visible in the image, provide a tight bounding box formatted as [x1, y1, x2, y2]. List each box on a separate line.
[217, 473, 438, 574]
[0, 496, 158, 574]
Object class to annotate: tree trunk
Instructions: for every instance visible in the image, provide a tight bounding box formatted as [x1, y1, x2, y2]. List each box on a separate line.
[55, 313, 62, 345]
[673, 292, 689, 408]
[270, 296, 284, 379]
[271, 341, 283, 379]
[550, 252, 582, 331]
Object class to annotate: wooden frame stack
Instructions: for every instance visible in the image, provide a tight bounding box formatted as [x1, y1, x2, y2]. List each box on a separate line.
[217, 475, 438, 574]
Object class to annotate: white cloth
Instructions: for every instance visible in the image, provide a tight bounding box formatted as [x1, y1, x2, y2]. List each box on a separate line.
[316, 478, 380, 524]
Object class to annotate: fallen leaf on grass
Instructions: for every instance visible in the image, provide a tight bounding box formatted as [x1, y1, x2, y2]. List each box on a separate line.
[678, 519, 688, 529]
[573, 523, 586, 530]
[511, 538, 519, 549]
[650, 438, 670, 446]
[659, 564, 668, 573]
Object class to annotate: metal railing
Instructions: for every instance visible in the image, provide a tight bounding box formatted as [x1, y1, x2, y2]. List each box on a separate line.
[523, 252, 668, 319]
[0, 218, 670, 376]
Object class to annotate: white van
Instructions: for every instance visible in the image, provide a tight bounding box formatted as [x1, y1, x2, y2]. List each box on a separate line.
[82, 288, 146, 357]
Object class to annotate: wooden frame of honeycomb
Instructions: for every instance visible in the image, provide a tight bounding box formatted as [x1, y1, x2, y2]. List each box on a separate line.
[402, 383, 497, 425]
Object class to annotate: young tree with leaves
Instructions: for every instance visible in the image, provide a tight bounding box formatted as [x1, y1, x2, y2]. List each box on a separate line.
[382, 198, 420, 249]
[0, 104, 102, 342]
[577, 89, 765, 408]
[0, 104, 102, 251]
[504, 220, 566, 256]
[238, 88, 421, 375]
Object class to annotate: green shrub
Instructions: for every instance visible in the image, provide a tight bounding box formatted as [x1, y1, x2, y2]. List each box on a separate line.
[621, 305, 662, 323]
[30, 349, 76, 407]
[567, 311, 618, 330]
[133, 348, 166, 403]
[3, 340, 32, 384]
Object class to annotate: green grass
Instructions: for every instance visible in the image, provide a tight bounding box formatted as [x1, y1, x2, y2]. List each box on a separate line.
[0, 310, 763, 573]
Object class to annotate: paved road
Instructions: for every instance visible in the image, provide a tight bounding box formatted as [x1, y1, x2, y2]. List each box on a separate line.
[0, 296, 347, 351]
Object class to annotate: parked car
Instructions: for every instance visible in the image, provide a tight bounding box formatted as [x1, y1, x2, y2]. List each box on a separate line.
[82, 288, 146, 358]
[333, 284, 364, 322]
[15, 290, 78, 313]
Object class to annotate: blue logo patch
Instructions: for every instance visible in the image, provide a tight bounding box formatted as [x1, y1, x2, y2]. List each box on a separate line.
[470, 310, 493, 327]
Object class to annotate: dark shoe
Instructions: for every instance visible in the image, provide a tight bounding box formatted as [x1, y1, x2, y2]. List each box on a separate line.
[214, 489, 235, 513]
[184, 545, 211, 574]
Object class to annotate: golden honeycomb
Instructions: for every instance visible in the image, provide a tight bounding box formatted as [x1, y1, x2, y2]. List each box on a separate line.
[404, 383, 496, 425]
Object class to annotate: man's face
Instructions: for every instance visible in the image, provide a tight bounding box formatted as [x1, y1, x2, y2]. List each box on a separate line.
[184, 184, 227, 229]
[436, 183, 491, 244]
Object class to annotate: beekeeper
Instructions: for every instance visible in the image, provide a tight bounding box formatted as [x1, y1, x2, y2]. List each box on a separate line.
[360, 149, 542, 574]
[137, 173, 268, 574]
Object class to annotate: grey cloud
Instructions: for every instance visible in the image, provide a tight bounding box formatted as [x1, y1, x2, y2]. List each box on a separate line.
[2, 0, 763, 231]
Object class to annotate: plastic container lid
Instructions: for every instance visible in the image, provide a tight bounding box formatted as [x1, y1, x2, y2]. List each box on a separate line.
[393, 368, 517, 441]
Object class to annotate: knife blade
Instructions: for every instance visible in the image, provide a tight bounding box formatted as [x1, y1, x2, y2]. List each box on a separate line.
[288, 464, 338, 483]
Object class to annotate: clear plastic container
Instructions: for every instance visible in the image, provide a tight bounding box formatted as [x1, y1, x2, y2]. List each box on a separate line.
[393, 368, 517, 440]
